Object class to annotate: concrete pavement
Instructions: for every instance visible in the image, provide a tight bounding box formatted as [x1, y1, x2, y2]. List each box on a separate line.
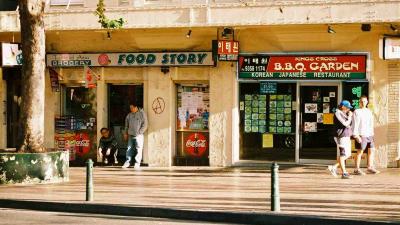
[0, 165, 399, 224]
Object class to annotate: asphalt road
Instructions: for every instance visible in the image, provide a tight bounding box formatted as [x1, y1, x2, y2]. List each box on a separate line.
[0, 208, 237, 225]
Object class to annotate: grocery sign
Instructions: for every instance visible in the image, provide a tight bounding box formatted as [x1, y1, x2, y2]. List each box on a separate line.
[238, 54, 367, 80]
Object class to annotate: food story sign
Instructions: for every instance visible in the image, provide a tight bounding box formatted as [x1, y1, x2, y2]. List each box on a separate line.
[239, 55, 367, 80]
[46, 52, 213, 67]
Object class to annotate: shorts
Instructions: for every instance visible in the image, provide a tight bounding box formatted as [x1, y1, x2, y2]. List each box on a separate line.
[334, 136, 351, 158]
[355, 136, 375, 151]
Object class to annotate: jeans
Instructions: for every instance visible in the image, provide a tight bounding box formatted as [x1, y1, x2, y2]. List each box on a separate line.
[125, 134, 144, 166]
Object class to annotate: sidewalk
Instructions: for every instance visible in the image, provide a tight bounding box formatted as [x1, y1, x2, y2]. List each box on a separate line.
[0, 165, 399, 224]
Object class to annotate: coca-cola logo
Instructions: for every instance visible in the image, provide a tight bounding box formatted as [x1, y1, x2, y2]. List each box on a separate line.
[185, 133, 207, 157]
[75, 132, 90, 157]
[98, 54, 110, 66]
[75, 140, 90, 147]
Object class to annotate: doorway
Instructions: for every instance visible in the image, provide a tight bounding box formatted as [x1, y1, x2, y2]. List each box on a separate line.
[5, 68, 21, 148]
[299, 85, 338, 162]
[108, 84, 143, 160]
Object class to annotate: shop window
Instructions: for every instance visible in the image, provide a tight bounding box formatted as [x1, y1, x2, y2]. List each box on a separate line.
[342, 81, 369, 109]
[239, 82, 296, 162]
[55, 86, 97, 165]
[0, 0, 17, 11]
[175, 84, 209, 166]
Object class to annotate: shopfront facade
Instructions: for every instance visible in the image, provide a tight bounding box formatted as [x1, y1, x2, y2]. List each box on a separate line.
[238, 53, 369, 164]
[43, 47, 236, 167]
[232, 25, 400, 168]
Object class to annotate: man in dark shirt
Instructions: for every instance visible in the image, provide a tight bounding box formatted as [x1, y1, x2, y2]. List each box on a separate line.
[98, 127, 118, 165]
[328, 100, 353, 179]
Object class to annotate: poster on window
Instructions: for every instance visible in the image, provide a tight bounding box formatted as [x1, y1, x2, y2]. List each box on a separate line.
[305, 103, 318, 113]
[177, 85, 209, 131]
[304, 122, 317, 132]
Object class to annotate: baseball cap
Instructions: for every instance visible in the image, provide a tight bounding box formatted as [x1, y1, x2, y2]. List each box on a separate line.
[339, 100, 353, 109]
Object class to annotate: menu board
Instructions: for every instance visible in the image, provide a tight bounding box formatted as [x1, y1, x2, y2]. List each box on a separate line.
[269, 94, 292, 134]
[244, 94, 267, 133]
[260, 82, 277, 94]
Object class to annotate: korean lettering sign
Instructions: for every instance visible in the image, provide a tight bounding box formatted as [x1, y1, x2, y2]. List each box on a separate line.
[238, 55, 367, 80]
[218, 41, 239, 61]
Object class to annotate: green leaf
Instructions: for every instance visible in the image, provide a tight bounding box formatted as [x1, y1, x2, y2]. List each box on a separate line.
[95, 0, 125, 30]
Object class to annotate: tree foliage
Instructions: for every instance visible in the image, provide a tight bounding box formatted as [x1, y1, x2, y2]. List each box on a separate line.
[95, 0, 124, 29]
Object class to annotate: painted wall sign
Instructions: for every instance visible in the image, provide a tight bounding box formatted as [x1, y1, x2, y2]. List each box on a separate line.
[152, 97, 165, 114]
[46, 52, 214, 67]
[185, 133, 207, 157]
[1, 43, 23, 66]
[239, 55, 367, 80]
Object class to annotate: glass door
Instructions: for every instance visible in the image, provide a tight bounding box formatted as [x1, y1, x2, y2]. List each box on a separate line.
[56, 85, 97, 165]
[5, 69, 21, 148]
[299, 85, 338, 162]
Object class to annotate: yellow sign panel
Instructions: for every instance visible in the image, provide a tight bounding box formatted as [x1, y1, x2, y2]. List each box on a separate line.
[262, 134, 274, 148]
[323, 113, 334, 125]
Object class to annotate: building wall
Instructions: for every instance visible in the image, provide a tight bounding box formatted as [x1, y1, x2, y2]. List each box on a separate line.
[1, 23, 399, 167]
[388, 63, 400, 167]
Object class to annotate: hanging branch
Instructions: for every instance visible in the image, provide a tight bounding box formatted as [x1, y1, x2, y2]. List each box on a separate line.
[95, 0, 125, 29]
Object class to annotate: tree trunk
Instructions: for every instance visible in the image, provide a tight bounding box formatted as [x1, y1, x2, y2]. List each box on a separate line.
[18, 0, 46, 152]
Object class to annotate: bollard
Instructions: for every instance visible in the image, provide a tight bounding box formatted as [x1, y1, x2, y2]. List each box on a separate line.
[271, 162, 280, 212]
[86, 159, 93, 201]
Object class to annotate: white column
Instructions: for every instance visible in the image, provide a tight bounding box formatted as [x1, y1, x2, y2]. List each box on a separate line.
[96, 68, 107, 162]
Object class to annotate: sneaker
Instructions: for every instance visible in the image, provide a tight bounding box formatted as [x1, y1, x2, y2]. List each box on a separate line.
[134, 163, 141, 169]
[341, 172, 352, 179]
[104, 159, 108, 165]
[122, 161, 130, 169]
[353, 169, 366, 176]
[327, 165, 338, 177]
[367, 167, 380, 174]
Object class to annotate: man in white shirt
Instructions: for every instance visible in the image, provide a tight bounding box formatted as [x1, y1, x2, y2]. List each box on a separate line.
[352, 96, 379, 175]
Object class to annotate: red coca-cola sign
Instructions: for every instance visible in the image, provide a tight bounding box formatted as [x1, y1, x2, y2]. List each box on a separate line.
[98, 53, 110, 66]
[185, 133, 207, 157]
[75, 132, 90, 157]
